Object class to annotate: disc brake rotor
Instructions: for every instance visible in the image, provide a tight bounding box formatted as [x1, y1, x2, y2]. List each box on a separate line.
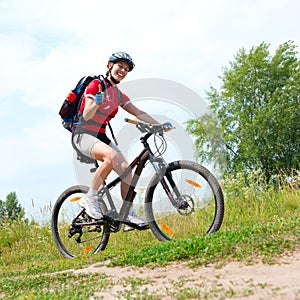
[177, 195, 195, 215]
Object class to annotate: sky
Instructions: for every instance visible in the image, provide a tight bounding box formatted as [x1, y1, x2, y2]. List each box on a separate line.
[1, 0, 299, 220]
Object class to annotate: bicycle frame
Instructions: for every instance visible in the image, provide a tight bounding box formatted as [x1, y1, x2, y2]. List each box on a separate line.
[96, 132, 165, 223]
[101, 131, 185, 225]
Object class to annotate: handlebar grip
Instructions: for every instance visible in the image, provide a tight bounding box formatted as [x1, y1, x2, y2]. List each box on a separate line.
[124, 118, 140, 125]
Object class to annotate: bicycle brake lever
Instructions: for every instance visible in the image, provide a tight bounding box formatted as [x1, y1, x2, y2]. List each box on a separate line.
[136, 123, 148, 133]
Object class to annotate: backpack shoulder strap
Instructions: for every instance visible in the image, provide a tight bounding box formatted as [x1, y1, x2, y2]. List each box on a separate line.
[107, 122, 118, 146]
[98, 75, 122, 105]
[97, 75, 108, 96]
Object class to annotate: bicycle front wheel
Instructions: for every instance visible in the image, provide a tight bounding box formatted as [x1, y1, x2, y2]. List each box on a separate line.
[145, 160, 224, 241]
[51, 185, 110, 258]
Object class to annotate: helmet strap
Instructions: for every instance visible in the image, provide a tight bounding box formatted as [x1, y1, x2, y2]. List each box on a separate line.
[108, 65, 120, 85]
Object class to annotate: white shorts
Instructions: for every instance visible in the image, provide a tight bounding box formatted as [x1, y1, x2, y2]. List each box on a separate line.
[72, 133, 120, 159]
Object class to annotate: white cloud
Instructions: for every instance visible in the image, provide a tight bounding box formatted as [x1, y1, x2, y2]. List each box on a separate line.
[0, 118, 72, 180]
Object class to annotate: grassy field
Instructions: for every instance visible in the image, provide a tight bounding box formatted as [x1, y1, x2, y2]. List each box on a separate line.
[0, 171, 299, 299]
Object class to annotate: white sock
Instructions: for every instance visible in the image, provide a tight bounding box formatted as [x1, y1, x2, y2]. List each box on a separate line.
[129, 206, 134, 215]
[87, 188, 98, 198]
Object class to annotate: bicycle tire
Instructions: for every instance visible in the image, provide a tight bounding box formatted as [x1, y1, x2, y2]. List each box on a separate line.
[51, 185, 110, 258]
[145, 160, 224, 241]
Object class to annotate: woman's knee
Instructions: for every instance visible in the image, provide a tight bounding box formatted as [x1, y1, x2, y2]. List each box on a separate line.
[92, 142, 116, 160]
[102, 150, 119, 169]
[102, 155, 117, 170]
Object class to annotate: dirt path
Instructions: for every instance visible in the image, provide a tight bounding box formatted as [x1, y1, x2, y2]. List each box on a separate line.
[73, 251, 300, 299]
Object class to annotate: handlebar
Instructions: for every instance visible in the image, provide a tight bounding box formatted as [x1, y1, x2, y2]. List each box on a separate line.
[124, 118, 174, 135]
[124, 118, 140, 125]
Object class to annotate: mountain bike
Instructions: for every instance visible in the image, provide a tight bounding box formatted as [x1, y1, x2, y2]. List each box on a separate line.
[51, 118, 224, 258]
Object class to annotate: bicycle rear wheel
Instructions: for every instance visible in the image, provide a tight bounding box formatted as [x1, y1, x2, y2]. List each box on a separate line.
[51, 185, 110, 258]
[145, 160, 224, 241]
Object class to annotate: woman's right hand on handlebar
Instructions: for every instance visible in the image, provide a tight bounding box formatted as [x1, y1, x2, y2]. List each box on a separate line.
[125, 118, 174, 134]
[163, 121, 173, 132]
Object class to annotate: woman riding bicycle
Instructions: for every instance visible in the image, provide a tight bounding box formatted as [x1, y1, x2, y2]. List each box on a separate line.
[52, 55, 224, 257]
[72, 51, 159, 230]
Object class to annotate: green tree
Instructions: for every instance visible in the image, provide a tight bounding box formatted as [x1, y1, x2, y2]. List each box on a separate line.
[0, 192, 24, 221]
[187, 41, 300, 178]
[0, 200, 5, 220]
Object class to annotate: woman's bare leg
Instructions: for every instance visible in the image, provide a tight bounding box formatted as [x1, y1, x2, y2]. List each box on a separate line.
[90, 141, 119, 190]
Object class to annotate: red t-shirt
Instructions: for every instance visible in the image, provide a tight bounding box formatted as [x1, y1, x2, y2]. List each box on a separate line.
[79, 78, 130, 134]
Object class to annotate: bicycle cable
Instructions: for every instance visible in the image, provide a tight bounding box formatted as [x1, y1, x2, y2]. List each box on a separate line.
[153, 133, 167, 156]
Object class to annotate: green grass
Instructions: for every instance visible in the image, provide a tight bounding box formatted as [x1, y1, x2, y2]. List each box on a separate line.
[0, 171, 299, 299]
[108, 215, 299, 267]
[0, 272, 110, 300]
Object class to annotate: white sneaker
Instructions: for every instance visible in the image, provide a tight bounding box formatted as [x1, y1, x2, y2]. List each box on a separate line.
[80, 195, 103, 219]
[124, 208, 148, 232]
[127, 213, 148, 225]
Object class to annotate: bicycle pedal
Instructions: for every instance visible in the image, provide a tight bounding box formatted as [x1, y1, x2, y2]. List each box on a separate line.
[123, 221, 150, 231]
[134, 223, 150, 231]
[102, 214, 112, 222]
[103, 210, 119, 222]
[123, 225, 135, 232]
[138, 223, 150, 230]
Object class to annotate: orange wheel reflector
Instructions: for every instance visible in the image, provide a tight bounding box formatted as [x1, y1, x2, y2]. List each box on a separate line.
[160, 222, 174, 235]
[70, 196, 82, 203]
[82, 245, 93, 252]
[185, 179, 201, 188]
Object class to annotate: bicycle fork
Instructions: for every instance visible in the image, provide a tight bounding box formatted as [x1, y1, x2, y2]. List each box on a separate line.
[150, 157, 185, 209]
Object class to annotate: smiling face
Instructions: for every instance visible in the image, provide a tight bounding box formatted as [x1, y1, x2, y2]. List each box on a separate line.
[108, 61, 130, 82]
